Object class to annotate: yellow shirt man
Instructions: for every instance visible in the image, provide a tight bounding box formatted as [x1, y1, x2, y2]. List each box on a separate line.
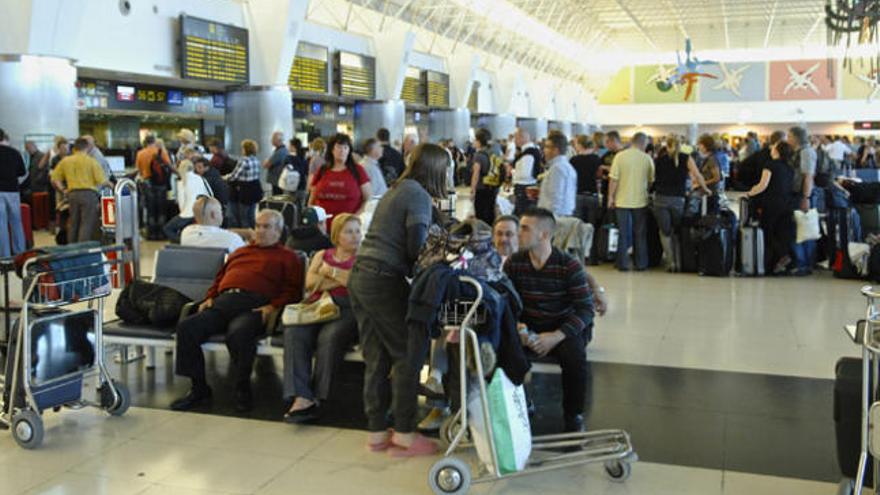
[51, 151, 106, 191]
[609, 148, 655, 209]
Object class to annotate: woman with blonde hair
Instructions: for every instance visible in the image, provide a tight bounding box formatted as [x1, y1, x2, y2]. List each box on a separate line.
[652, 135, 710, 271]
[282, 213, 362, 423]
[224, 139, 262, 228]
[162, 159, 213, 243]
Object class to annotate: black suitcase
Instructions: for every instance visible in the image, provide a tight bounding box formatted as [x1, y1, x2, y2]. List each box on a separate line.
[696, 211, 736, 277]
[835, 355, 874, 486]
[646, 211, 663, 268]
[678, 224, 699, 273]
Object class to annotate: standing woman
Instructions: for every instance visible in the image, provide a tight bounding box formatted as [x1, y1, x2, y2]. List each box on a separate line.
[225, 139, 263, 229]
[746, 141, 796, 274]
[308, 133, 371, 229]
[652, 136, 711, 271]
[470, 128, 497, 225]
[348, 143, 448, 456]
[696, 134, 723, 213]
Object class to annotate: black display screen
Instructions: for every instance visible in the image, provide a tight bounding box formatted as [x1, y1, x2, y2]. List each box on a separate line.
[180, 15, 249, 84]
[336, 51, 376, 99]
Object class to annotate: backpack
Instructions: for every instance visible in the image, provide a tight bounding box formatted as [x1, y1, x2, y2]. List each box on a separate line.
[481, 152, 505, 188]
[278, 164, 301, 192]
[150, 153, 172, 186]
[516, 147, 544, 180]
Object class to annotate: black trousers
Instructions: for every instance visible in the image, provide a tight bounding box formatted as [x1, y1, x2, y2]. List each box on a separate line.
[536, 330, 589, 418]
[474, 187, 498, 225]
[349, 260, 430, 433]
[145, 184, 168, 238]
[175, 291, 269, 391]
[759, 200, 794, 270]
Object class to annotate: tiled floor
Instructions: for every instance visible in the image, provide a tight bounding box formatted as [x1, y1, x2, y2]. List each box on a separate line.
[0, 406, 839, 495]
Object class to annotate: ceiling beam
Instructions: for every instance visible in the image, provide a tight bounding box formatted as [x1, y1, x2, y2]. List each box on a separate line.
[611, 0, 659, 51]
[763, 0, 779, 48]
[802, 15, 823, 45]
[719, 0, 730, 49]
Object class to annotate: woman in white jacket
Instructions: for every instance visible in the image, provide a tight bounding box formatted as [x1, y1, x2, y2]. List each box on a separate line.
[163, 159, 212, 243]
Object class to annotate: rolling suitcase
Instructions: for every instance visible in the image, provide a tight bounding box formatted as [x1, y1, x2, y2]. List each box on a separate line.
[855, 203, 880, 236]
[739, 197, 765, 276]
[20, 203, 33, 249]
[696, 208, 736, 277]
[31, 192, 50, 230]
[646, 211, 663, 268]
[834, 355, 874, 486]
[595, 221, 618, 263]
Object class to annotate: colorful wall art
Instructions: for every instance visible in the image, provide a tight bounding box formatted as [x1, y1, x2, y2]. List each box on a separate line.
[634, 65, 696, 103]
[598, 67, 633, 104]
[768, 60, 836, 101]
[699, 62, 767, 102]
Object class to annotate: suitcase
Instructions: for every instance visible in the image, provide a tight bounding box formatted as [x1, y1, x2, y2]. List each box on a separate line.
[31, 191, 50, 230]
[855, 168, 880, 183]
[738, 198, 765, 276]
[855, 203, 880, 236]
[696, 210, 736, 277]
[646, 211, 663, 268]
[678, 225, 699, 273]
[834, 355, 874, 486]
[258, 196, 298, 241]
[20, 203, 33, 249]
[595, 223, 619, 263]
[831, 207, 864, 279]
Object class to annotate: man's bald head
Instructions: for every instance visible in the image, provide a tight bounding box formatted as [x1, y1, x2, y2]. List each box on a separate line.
[193, 196, 223, 227]
[515, 128, 532, 147]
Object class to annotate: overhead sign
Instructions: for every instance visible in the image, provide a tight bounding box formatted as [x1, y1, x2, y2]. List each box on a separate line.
[855, 121, 880, 130]
[180, 15, 249, 84]
[289, 42, 329, 94]
[425, 71, 450, 107]
[336, 51, 376, 99]
[77, 78, 224, 116]
[401, 67, 425, 105]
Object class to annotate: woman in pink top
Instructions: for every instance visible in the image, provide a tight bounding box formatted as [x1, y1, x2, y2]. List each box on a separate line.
[283, 213, 362, 423]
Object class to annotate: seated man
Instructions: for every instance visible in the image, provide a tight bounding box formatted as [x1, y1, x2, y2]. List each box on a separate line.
[286, 206, 333, 255]
[493, 215, 519, 264]
[172, 209, 304, 412]
[181, 196, 246, 253]
[503, 207, 594, 433]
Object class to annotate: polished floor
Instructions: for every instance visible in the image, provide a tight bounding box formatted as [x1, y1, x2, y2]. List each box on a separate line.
[0, 226, 869, 493]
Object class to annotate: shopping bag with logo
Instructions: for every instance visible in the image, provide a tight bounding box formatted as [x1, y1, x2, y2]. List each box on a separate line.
[467, 368, 532, 474]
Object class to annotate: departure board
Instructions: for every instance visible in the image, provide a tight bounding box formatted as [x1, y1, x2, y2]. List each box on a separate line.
[336, 52, 376, 99]
[425, 71, 450, 107]
[289, 43, 329, 94]
[400, 67, 425, 105]
[180, 15, 249, 84]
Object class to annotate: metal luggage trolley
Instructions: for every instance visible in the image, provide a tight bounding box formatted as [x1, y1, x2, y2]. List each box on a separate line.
[428, 276, 637, 495]
[0, 245, 131, 449]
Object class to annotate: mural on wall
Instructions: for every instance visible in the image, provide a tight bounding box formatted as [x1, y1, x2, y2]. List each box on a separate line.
[842, 60, 880, 101]
[597, 67, 632, 104]
[700, 62, 766, 102]
[652, 39, 718, 101]
[635, 65, 697, 103]
[769, 60, 836, 101]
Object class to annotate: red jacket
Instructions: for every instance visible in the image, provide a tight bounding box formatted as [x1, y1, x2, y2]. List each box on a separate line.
[206, 243, 303, 308]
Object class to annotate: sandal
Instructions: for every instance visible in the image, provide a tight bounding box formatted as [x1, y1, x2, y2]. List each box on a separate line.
[366, 429, 393, 452]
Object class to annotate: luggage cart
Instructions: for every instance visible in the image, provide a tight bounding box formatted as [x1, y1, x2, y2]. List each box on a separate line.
[0, 245, 131, 449]
[428, 276, 637, 495]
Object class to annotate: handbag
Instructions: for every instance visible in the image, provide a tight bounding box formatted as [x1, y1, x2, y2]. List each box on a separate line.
[282, 290, 340, 326]
[278, 164, 301, 192]
[794, 208, 821, 243]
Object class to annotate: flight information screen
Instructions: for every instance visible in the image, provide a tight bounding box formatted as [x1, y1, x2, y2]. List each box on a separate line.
[180, 15, 249, 84]
[426, 71, 450, 107]
[401, 67, 424, 105]
[336, 51, 376, 99]
[289, 43, 329, 94]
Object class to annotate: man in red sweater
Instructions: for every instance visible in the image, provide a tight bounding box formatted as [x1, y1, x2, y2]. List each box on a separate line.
[171, 209, 303, 412]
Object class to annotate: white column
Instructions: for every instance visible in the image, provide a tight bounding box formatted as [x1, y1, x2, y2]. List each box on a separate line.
[448, 51, 480, 109]
[374, 25, 415, 101]
[244, 0, 308, 86]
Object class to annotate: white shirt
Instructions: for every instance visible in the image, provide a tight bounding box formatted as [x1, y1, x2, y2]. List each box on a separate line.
[512, 142, 538, 186]
[176, 171, 212, 218]
[537, 155, 577, 216]
[823, 140, 850, 161]
[180, 224, 245, 253]
[363, 157, 388, 197]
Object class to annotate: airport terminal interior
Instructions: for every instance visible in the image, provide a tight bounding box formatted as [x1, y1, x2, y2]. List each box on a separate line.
[5, 0, 880, 494]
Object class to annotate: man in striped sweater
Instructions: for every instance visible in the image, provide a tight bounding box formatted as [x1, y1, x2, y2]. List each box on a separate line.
[503, 207, 594, 433]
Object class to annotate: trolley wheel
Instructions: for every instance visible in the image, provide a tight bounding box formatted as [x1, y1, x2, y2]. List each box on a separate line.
[101, 381, 130, 416]
[428, 456, 471, 495]
[12, 409, 44, 449]
[439, 414, 468, 449]
[604, 460, 631, 482]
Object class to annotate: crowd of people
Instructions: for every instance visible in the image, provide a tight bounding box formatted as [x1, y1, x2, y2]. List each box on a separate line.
[0, 120, 873, 458]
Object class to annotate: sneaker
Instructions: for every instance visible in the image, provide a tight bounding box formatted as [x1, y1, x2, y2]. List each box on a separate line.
[423, 376, 444, 397]
[417, 407, 449, 432]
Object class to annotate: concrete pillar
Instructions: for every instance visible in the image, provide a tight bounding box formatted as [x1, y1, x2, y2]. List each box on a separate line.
[548, 121, 572, 139]
[354, 100, 405, 150]
[687, 123, 700, 145]
[448, 52, 480, 109]
[0, 54, 78, 148]
[244, 0, 308, 85]
[225, 86, 293, 162]
[476, 114, 516, 142]
[374, 25, 416, 101]
[429, 108, 471, 149]
[518, 118, 549, 142]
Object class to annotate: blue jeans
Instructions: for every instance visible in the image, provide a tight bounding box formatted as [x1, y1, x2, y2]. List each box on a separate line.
[230, 202, 256, 229]
[615, 207, 648, 270]
[0, 192, 25, 257]
[162, 215, 194, 244]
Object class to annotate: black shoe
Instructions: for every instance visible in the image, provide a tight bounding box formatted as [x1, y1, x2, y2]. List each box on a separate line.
[283, 403, 319, 424]
[235, 388, 254, 413]
[170, 387, 212, 411]
[564, 414, 585, 433]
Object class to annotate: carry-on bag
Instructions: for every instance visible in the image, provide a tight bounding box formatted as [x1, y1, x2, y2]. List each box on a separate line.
[855, 204, 880, 236]
[739, 197, 765, 276]
[834, 356, 874, 486]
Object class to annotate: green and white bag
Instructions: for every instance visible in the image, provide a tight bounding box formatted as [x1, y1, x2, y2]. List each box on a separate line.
[467, 368, 532, 474]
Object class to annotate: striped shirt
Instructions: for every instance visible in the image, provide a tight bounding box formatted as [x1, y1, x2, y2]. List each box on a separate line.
[226, 155, 261, 182]
[503, 247, 594, 339]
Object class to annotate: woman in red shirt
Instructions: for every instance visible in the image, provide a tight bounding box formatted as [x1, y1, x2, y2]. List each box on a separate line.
[309, 133, 371, 228]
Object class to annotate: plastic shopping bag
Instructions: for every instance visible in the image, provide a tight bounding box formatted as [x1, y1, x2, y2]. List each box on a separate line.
[794, 208, 821, 243]
[467, 368, 532, 474]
